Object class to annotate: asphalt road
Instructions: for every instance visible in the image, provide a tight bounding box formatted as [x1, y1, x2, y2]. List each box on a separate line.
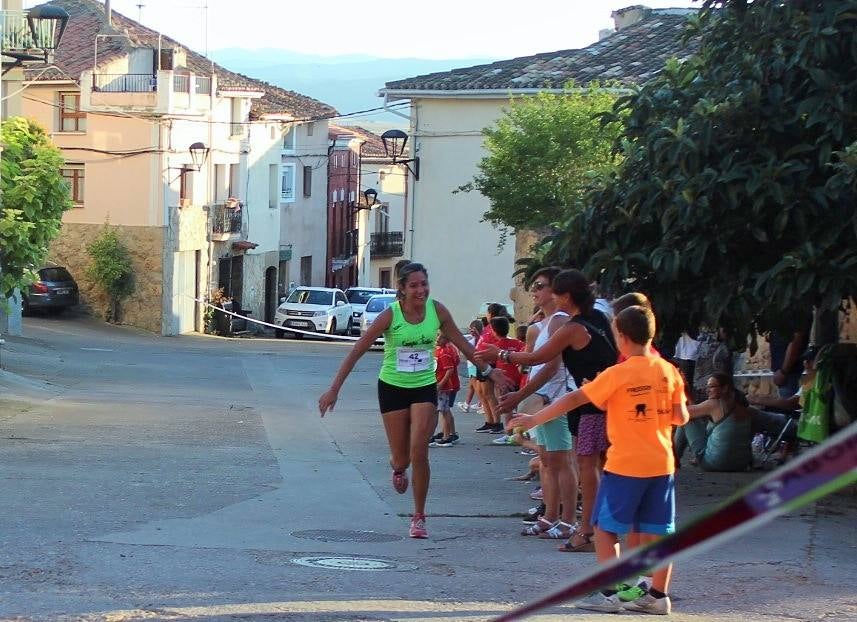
[0, 315, 855, 621]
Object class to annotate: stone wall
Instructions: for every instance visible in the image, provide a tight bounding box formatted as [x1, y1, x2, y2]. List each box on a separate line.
[49, 223, 165, 333]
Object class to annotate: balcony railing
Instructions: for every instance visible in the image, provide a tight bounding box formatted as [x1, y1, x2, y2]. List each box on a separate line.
[1, 10, 53, 51]
[195, 76, 212, 95]
[173, 74, 190, 93]
[93, 73, 155, 92]
[370, 231, 404, 257]
[211, 202, 242, 236]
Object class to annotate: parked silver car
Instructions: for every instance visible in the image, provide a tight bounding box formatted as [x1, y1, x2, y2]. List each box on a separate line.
[345, 287, 395, 334]
[359, 293, 397, 342]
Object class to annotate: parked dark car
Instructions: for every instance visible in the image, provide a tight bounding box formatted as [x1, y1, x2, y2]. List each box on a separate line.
[22, 266, 79, 315]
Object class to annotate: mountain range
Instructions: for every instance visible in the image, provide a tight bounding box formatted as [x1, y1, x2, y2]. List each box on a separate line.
[209, 49, 496, 127]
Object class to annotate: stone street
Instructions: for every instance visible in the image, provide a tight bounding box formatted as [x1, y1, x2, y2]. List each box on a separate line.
[0, 315, 854, 621]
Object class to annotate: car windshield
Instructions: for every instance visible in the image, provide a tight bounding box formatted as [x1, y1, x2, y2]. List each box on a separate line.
[39, 267, 74, 282]
[346, 289, 379, 304]
[366, 296, 396, 312]
[287, 289, 333, 306]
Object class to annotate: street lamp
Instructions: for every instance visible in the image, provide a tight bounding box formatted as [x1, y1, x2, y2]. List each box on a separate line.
[188, 142, 210, 172]
[381, 129, 420, 181]
[1, 4, 70, 74]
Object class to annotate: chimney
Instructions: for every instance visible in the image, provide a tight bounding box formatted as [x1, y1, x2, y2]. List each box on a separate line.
[104, 0, 112, 27]
[611, 5, 652, 32]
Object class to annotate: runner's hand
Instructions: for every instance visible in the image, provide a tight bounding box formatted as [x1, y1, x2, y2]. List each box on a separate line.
[318, 388, 338, 417]
[474, 345, 500, 364]
[497, 390, 521, 414]
[508, 413, 535, 431]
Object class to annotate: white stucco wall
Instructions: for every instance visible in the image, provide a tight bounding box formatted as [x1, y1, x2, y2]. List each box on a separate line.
[407, 97, 517, 326]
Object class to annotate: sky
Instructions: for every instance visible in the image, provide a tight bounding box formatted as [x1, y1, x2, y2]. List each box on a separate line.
[27, 0, 701, 60]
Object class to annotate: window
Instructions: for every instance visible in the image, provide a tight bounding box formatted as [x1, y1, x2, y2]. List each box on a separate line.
[268, 164, 279, 208]
[280, 163, 296, 203]
[230, 98, 244, 137]
[306, 122, 314, 137]
[179, 168, 194, 204]
[58, 92, 86, 132]
[379, 269, 392, 289]
[349, 190, 355, 203]
[283, 125, 296, 152]
[61, 164, 85, 206]
[336, 291, 348, 305]
[375, 203, 389, 234]
[303, 166, 312, 197]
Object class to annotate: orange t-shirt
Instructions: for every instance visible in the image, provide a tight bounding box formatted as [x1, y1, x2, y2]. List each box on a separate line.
[580, 355, 686, 477]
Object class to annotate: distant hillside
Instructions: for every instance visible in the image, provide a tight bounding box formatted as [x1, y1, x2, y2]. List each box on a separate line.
[210, 49, 496, 125]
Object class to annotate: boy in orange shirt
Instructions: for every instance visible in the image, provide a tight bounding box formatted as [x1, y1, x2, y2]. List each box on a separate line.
[509, 305, 689, 615]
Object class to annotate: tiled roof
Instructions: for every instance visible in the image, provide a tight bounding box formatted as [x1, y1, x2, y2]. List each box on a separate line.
[336, 126, 387, 158]
[25, 0, 335, 119]
[382, 8, 696, 94]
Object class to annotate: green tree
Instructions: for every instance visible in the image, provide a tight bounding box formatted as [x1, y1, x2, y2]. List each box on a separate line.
[459, 84, 623, 234]
[86, 226, 134, 323]
[0, 117, 72, 300]
[533, 0, 857, 347]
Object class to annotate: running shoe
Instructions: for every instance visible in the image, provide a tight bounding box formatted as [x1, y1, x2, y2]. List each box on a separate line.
[623, 594, 671, 615]
[518, 448, 538, 456]
[489, 423, 506, 434]
[617, 578, 650, 603]
[429, 432, 444, 443]
[409, 513, 428, 538]
[475, 423, 493, 433]
[491, 434, 514, 445]
[456, 402, 471, 413]
[575, 591, 623, 613]
[529, 487, 544, 500]
[392, 469, 408, 494]
[433, 434, 459, 447]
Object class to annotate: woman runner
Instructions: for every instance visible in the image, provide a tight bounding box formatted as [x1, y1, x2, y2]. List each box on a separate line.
[318, 262, 504, 538]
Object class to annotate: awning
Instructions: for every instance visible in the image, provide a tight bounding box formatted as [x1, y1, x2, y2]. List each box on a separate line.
[232, 240, 259, 251]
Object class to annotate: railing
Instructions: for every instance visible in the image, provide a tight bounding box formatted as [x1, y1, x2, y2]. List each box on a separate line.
[1, 10, 53, 51]
[370, 231, 404, 257]
[195, 76, 212, 95]
[210, 202, 242, 235]
[92, 73, 155, 93]
[172, 74, 190, 93]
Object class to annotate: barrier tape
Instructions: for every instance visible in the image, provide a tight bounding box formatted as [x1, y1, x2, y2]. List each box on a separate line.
[197, 298, 362, 342]
[493, 422, 857, 622]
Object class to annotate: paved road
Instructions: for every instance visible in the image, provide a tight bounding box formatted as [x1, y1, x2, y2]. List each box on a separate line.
[0, 315, 854, 621]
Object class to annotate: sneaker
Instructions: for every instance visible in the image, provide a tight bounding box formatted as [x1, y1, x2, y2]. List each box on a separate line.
[576, 591, 623, 613]
[392, 470, 408, 494]
[409, 513, 428, 539]
[492, 434, 515, 445]
[489, 423, 506, 434]
[434, 434, 459, 447]
[522, 502, 546, 523]
[476, 406, 486, 414]
[429, 432, 444, 443]
[518, 448, 538, 456]
[475, 423, 493, 433]
[617, 579, 650, 603]
[456, 401, 471, 413]
[529, 487, 544, 500]
[623, 593, 671, 615]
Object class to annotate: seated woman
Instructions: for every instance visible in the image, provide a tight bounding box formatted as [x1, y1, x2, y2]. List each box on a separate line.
[674, 372, 753, 472]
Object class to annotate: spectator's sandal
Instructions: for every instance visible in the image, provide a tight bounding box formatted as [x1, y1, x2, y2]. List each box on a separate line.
[559, 531, 595, 552]
[521, 517, 553, 536]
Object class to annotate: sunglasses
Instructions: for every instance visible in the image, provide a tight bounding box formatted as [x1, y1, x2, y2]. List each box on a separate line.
[530, 281, 549, 291]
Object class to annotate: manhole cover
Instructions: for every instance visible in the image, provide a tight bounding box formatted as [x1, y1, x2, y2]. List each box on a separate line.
[291, 529, 401, 543]
[291, 556, 402, 571]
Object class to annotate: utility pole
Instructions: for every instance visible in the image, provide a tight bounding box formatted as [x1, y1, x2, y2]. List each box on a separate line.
[136, 2, 144, 21]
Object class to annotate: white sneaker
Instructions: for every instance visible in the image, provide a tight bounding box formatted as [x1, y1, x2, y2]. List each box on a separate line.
[623, 593, 671, 615]
[456, 401, 471, 413]
[575, 591, 623, 613]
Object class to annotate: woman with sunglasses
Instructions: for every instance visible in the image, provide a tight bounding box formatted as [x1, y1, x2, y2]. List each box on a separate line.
[318, 262, 505, 538]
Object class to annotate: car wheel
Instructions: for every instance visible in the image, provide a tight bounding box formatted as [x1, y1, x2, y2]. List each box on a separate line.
[21, 297, 30, 316]
[275, 324, 285, 339]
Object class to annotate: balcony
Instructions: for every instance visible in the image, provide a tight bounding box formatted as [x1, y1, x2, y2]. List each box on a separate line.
[210, 201, 242, 241]
[81, 69, 215, 115]
[1, 10, 54, 53]
[370, 231, 404, 258]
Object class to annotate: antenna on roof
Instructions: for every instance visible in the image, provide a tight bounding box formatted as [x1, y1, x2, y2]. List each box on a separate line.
[136, 2, 145, 21]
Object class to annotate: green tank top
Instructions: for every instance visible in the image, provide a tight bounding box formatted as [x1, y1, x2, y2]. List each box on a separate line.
[379, 298, 442, 388]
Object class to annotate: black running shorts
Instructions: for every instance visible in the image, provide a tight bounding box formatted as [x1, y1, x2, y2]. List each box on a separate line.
[377, 379, 438, 413]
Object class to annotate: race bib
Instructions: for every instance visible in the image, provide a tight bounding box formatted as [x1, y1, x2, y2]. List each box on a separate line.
[396, 347, 431, 372]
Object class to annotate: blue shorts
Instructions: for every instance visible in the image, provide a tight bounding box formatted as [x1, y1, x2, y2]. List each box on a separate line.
[593, 471, 676, 536]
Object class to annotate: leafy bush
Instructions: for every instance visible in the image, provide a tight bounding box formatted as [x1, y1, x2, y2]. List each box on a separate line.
[86, 226, 134, 322]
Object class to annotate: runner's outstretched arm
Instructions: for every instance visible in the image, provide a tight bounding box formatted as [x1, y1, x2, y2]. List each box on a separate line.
[318, 308, 392, 416]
